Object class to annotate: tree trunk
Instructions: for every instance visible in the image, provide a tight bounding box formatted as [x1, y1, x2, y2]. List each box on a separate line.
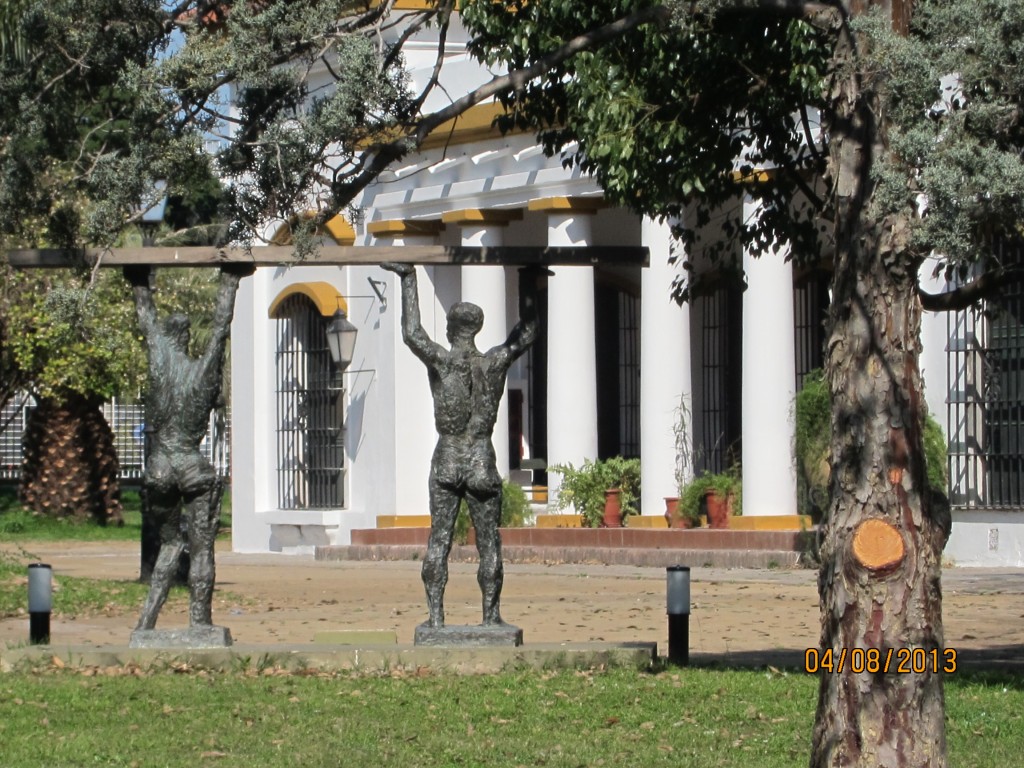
[19, 393, 123, 525]
[811, 5, 952, 765]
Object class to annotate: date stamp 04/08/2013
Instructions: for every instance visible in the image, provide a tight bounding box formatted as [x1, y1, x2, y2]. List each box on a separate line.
[803, 647, 958, 675]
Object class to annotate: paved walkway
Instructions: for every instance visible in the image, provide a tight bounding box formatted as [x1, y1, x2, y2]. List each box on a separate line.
[2, 541, 1023, 670]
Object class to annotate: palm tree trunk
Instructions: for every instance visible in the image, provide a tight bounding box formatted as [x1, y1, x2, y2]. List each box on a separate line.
[19, 393, 123, 524]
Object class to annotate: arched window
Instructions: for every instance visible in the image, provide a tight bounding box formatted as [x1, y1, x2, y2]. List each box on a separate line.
[273, 293, 344, 509]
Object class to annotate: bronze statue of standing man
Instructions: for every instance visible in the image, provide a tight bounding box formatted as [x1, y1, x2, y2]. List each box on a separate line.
[382, 263, 543, 641]
[125, 264, 251, 646]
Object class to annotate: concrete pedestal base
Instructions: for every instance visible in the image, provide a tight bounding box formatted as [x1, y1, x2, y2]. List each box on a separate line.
[129, 625, 233, 649]
[414, 623, 523, 647]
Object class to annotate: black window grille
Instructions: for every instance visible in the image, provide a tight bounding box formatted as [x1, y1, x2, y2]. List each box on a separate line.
[947, 242, 1024, 508]
[595, 275, 641, 459]
[618, 290, 641, 457]
[694, 279, 743, 474]
[794, 269, 830, 388]
[275, 295, 345, 510]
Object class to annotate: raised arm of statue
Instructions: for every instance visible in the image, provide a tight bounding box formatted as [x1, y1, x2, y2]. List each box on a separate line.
[502, 265, 546, 361]
[199, 264, 251, 373]
[123, 265, 159, 342]
[381, 263, 444, 366]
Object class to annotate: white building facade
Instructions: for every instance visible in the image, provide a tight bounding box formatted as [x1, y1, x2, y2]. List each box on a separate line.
[228, 5, 1024, 565]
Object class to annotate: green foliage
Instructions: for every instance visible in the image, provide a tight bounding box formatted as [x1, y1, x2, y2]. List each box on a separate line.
[859, 1, 1024, 265]
[0, 1, 438, 254]
[550, 457, 641, 527]
[678, 466, 742, 524]
[794, 369, 949, 516]
[463, 0, 833, 297]
[793, 370, 831, 517]
[454, 480, 530, 544]
[5, 269, 144, 400]
[923, 412, 949, 492]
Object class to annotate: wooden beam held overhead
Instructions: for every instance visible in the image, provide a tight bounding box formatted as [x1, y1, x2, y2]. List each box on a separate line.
[6, 245, 649, 269]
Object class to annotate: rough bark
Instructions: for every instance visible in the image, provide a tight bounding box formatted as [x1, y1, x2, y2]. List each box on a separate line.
[19, 393, 123, 525]
[811, 3, 952, 765]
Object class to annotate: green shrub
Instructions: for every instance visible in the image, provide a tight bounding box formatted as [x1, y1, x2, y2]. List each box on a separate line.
[550, 457, 641, 528]
[454, 480, 531, 544]
[794, 368, 948, 517]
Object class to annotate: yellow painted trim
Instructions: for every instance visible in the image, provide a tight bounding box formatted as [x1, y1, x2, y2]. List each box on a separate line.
[323, 215, 357, 243]
[527, 196, 607, 213]
[391, 1, 452, 9]
[366, 219, 444, 238]
[376, 515, 433, 528]
[419, 102, 513, 150]
[366, 1, 455, 11]
[440, 208, 523, 226]
[627, 516, 669, 529]
[534, 514, 583, 529]
[728, 168, 777, 185]
[268, 282, 347, 319]
[270, 213, 356, 245]
[728, 514, 813, 531]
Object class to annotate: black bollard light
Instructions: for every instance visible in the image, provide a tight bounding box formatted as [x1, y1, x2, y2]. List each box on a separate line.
[28, 563, 52, 645]
[666, 565, 690, 666]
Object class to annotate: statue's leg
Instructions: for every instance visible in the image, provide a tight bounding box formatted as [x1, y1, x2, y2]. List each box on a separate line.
[135, 488, 184, 631]
[467, 489, 504, 625]
[424, 480, 461, 628]
[184, 473, 222, 627]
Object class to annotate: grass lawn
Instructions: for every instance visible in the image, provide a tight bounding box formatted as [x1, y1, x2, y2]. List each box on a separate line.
[0, 486, 232, 541]
[0, 485, 233, 618]
[0, 548, 183, 620]
[0, 665, 1018, 767]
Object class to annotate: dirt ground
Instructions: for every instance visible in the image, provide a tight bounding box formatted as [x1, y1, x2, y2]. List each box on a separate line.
[3, 540, 1024, 657]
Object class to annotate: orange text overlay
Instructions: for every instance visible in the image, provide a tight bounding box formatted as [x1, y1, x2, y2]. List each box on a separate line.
[804, 647, 957, 674]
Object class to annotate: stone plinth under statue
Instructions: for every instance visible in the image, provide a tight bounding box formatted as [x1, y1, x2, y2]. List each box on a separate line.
[414, 622, 523, 647]
[129, 625, 233, 649]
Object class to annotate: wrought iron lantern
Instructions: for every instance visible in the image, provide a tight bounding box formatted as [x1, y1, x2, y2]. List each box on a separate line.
[325, 308, 358, 370]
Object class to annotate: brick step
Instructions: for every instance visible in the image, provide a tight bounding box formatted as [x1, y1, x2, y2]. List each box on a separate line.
[349, 526, 810, 551]
[320, 526, 817, 569]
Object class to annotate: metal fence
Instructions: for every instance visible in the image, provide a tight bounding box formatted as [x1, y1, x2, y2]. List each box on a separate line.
[0, 395, 230, 483]
[947, 242, 1024, 509]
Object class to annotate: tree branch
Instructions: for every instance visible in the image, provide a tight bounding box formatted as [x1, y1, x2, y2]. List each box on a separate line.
[919, 266, 1024, 311]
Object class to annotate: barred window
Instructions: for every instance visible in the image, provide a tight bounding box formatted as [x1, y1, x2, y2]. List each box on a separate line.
[947, 243, 1024, 508]
[274, 294, 345, 510]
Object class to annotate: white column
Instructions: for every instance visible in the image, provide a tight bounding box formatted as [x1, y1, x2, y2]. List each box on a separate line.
[546, 212, 599, 498]
[640, 217, 692, 516]
[459, 226, 511, 478]
[918, 259, 949, 434]
[741, 195, 798, 516]
[378, 233, 438, 516]
[230, 268, 274, 551]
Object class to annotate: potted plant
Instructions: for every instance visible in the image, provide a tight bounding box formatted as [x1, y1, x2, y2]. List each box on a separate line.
[665, 393, 694, 528]
[551, 456, 641, 528]
[679, 467, 742, 529]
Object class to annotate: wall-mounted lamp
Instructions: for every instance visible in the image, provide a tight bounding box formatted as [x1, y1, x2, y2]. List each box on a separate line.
[326, 305, 358, 370]
[325, 283, 387, 371]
